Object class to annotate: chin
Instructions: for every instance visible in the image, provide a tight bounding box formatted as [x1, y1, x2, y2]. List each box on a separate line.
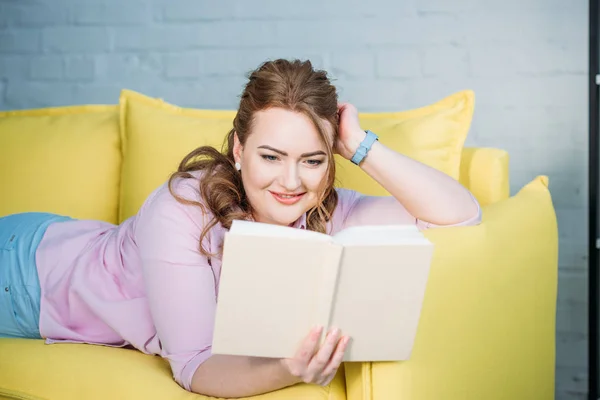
[269, 213, 302, 226]
[261, 207, 306, 226]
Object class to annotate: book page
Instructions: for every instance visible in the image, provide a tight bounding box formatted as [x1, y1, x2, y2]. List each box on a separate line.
[230, 219, 331, 242]
[332, 224, 430, 246]
[211, 233, 339, 359]
[329, 243, 434, 361]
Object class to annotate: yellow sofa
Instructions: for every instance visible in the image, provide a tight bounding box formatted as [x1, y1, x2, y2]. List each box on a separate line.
[0, 89, 558, 400]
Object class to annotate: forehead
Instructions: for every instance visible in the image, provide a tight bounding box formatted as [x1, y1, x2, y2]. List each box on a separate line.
[248, 108, 333, 149]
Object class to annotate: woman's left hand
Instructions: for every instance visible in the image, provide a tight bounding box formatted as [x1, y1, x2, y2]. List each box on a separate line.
[336, 103, 366, 161]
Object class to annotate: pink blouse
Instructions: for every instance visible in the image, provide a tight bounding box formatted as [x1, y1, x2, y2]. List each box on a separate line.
[35, 170, 481, 391]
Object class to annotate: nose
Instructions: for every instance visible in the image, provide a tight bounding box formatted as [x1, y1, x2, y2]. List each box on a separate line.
[280, 163, 301, 191]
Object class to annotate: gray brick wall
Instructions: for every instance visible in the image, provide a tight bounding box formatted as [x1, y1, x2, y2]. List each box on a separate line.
[0, 1, 588, 398]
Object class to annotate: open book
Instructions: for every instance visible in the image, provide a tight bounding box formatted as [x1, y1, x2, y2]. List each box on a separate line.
[211, 219, 434, 362]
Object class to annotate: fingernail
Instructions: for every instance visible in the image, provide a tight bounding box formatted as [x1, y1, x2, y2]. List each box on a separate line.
[329, 328, 340, 336]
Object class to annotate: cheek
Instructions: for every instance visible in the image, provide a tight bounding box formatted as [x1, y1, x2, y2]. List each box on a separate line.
[244, 159, 275, 190]
[302, 167, 328, 192]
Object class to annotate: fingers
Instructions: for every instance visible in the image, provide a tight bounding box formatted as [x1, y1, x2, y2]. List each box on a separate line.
[321, 334, 350, 377]
[285, 326, 350, 386]
[308, 328, 341, 375]
[295, 325, 323, 366]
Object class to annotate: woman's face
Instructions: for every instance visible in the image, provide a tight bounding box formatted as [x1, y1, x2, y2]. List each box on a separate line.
[233, 107, 333, 227]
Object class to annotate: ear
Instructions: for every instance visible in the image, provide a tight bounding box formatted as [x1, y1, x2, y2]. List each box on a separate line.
[232, 131, 243, 163]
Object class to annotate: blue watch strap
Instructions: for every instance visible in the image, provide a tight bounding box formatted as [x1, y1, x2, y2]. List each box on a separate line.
[350, 130, 379, 165]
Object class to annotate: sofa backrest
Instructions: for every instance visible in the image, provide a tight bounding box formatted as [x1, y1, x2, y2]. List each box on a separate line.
[0, 92, 510, 223]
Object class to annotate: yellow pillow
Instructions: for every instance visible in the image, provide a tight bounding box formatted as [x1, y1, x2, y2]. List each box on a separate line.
[334, 90, 474, 196]
[0, 105, 121, 223]
[118, 89, 474, 220]
[118, 89, 236, 221]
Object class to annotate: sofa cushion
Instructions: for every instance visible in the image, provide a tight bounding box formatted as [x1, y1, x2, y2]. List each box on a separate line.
[117, 89, 473, 220]
[458, 147, 510, 206]
[0, 338, 347, 400]
[118, 89, 235, 222]
[0, 106, 121, 223]
[336, 90, 474, 196]
[344, 175, 557, 400]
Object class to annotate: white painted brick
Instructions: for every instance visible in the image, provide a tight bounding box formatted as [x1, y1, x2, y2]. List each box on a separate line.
[556, 333, 587, 369]
[164, 50, 324, 79]
[164, 53, 201, 79]
[42, 27, 111, 53]
[72, 2, 152, 26]
[557, 271, 588, 304]
[114, 22, 276, 51]
[29, 56, 64, 80]
[421, 45, 469, 78]
[547, 173, 586, 209]
[160, 0, 237, 21]
[161, 0, 417, 21]
[329, 51, 375, 80]
[335, 79, 419, 111]
[72, 83, 123, 105]
[95, 54, 163, 82]
[275, 15, 464, 47]
[0, 80, 5, 108]
[65, 56, 95, 81]
[0, 3, 68, 27]
[376, 49, 421, 79]
[148, 77, 248, 109]
[0, 6, 7, 29]
[459, 9, 586, 45]
[418, 0, 581, 12]
[463, 76, 586, 109]
[557, 393, 587, 400]
[469, 106, 586, 162]
[557, 209, 589, 243]
[237, 0, 418, 19]
[0, 56, 28, 79]
[470, 42, 586, 77]
[0, 29, 40, 53]
[555, 367, 588, 397]
[556, 302, 587, 335]
[5, 81, 76, 109]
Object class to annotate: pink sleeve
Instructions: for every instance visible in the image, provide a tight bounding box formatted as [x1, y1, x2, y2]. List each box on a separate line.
[415, 191, 482, 229]
[134, 180, 216, 391]
[336, 188, 482, 231]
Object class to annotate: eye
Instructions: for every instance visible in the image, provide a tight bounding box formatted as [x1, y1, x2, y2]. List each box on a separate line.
[261, 154, 278, 162]
[305, 159, 324, 166]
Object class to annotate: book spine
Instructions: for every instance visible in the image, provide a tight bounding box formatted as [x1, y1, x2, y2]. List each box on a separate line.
[313, 243, 343, 345]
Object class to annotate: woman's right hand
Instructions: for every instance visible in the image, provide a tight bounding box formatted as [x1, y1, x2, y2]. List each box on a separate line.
[280, 326, 350, 386]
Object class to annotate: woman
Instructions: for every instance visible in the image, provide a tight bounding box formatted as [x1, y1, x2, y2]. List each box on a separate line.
[0, 59, 481, 398]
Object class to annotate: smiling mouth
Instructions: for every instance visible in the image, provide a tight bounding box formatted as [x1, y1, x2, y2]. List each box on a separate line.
[269, 191, 306, 204]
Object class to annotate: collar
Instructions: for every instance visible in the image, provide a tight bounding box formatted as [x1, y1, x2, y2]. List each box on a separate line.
[290, 213, 307, 230]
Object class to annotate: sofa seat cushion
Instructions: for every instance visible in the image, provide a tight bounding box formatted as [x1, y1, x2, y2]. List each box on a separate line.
[0, 338, 347, 400]
[0, 106, 121, 223]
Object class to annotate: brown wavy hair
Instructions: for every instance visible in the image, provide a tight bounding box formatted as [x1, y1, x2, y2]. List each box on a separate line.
[168, 59, 340, 257]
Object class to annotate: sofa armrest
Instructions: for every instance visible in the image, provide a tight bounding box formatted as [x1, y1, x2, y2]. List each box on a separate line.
[459, 147, 510, 206]
[344, 176, 558, 400]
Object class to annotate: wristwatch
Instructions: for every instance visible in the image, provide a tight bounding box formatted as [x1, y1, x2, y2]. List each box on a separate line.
[350, 130, 379, 166]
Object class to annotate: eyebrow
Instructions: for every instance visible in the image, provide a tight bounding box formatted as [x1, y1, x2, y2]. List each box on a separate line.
[257, 145, 326, 158]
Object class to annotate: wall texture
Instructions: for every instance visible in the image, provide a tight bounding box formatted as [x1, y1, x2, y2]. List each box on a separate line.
[0, 0, 589, 398]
